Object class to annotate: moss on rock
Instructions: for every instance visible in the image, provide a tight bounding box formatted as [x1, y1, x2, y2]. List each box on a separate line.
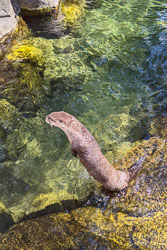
[62, 3, 82, 23]
[61, 0, 86, 26]
[1, 40, 46, 111]
[0, 99, 18, 128]
[0, 18, 31, 60]
[149, 116, 167, 139]
[6, 43, 44, 68]
[0, 203, 7, 214]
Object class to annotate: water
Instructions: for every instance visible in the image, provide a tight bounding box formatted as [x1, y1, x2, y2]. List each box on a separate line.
[0, 0, 167, 234]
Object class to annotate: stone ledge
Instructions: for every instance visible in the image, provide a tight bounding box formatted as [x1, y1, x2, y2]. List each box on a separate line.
[0, 17, 18, 39]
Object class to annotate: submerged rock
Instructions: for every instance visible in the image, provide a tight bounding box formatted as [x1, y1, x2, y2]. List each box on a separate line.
[61, 0, 86, 27]
[0, 99, 18, 129]
[62, 3, 82, 23]
[94, 113, 138, 161]
[1, 40, 46, 111]
[0, 117, 166, 248]
[6, 42, 45, 68]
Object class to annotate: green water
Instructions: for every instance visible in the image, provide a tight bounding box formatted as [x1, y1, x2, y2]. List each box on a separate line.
[0, 0, 167, 232]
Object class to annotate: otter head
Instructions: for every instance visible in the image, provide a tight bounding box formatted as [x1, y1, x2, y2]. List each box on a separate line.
[45, 111, 74, 129]
[45, 111, 78, 143]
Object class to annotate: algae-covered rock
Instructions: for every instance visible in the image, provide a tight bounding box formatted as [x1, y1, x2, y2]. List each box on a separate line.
[0, 140, 6, 162]
[94, 113, 138, 161]
[149, 116, 167, 139]
[1, 40, 46, 111]
[62, 3, 82, 23]
[0, 17, 30, 59]
[62, 0, 86, 26]
[0, 99, 18, 128]
[0, 203, 14, 234]
[6, 43, 45, 68]
[31, 190, 78, 211]
[0, 116, 166, 249]
[0, 203, 6, 214]
[0, 99, 17, 121]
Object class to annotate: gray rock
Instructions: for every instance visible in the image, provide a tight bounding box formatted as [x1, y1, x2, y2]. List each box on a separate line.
[17, 0, 60, 10]
[0, 0, 11, 17]
[0, 0, 20, 39]
[0, 0, 61, 39]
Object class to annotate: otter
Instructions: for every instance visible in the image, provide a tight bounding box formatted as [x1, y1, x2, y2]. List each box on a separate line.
[45, 111, 131, 191]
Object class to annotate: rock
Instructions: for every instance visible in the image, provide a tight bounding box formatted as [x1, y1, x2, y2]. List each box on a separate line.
[17, 0, 61, 16]
[0, 203, 14, 234]
[6, 42, 45, 68]
[61, 0, 86, 27]
[0, 0, 61, 43]
[0, 0, 20, 39]
[62, 2, 82, 23]
[18, 0, 60, 9]
[2, 40, 46, 111]
[0, 99, 18, 129]
[94, 113, 138, 161]
[149, 116, 167, 139]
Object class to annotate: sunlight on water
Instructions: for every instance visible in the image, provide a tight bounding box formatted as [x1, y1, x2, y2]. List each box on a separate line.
[0, 0, 167, 232]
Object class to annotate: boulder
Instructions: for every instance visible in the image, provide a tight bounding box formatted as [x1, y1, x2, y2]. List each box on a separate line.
[17, 0, 61, 16]
[18, 0, 60, 9]
[0, 0, 20, 39]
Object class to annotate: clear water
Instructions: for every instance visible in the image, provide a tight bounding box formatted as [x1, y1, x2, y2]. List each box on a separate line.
[0, 0, 167, 231]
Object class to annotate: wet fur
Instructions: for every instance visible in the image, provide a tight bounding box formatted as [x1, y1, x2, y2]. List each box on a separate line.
[46, 111, 130, 191]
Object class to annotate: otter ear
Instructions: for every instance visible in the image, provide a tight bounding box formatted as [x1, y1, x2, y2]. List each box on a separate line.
[71, 149, 77, 157]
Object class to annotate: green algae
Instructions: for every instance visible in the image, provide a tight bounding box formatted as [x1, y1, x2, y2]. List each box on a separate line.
[1, 39, 46, 111]
[6, 43, 44, 68]
[94, 113, 138, 161]
[62, 0, 86, 26]
[0, 99, 18, 122]
[149, 116, 167, 139]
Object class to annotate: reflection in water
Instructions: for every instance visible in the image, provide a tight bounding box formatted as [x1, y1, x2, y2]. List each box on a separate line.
[0, 0, 167, 242]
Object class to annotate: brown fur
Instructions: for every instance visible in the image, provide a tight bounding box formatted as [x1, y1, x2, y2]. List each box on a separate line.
[46, 111, 130, 191]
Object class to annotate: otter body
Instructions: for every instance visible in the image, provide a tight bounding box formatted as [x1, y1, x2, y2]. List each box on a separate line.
[45, 111, 130, 191]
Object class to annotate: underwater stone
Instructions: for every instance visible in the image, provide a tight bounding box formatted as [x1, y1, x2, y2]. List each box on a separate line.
[0, 140, 6, 162]
[6, 43, 45, 68]
[0, 99, 18, 128]
[3, 41, 46, 110]
[61, 0, 86, 27]
[62, 3, 82, 23]
[149, 116, 167, 139]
